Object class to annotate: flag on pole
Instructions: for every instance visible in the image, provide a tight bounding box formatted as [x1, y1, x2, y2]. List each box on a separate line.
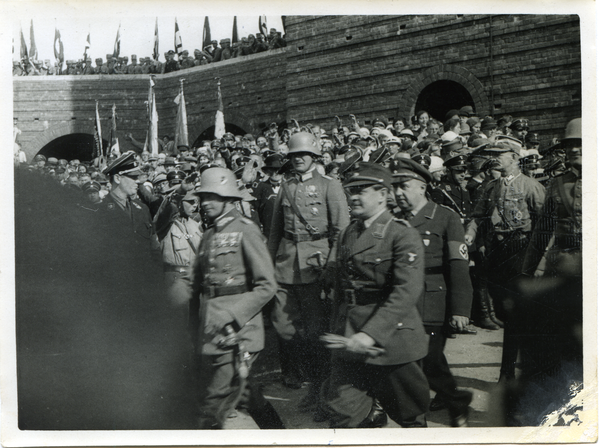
[53, 27, 64, 74]
[259, 15, 268, 38]
[113, 24, 121, 58]
[93, 101, 105, 168]
[19, 26, 28, 61]
[174, 80, 189, 149]
[232, 16, 239, 44]
[83, 32, 91, 61]
[110, 104, 121, 157]
[29, 20, 38, 61]
[153, 18, 159, 61]
[174, 18, 183, 59]
[148, 77, 159, 155]
[214, 80, 225, 139]
[202, 16, 211, 50]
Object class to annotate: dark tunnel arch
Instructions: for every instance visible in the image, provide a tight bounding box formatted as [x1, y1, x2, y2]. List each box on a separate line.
[414, 80, 476, 122]
[37, 134, 108, 162]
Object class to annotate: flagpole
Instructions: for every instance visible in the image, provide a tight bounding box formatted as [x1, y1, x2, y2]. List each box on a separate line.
[214, 77, 225, 140]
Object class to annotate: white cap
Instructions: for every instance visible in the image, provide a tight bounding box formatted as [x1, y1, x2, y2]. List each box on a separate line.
[440, 131, 460, 142]
[429, 156, 445, 173]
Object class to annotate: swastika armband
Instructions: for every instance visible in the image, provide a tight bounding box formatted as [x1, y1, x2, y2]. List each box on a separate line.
[448, 240, 469, 261]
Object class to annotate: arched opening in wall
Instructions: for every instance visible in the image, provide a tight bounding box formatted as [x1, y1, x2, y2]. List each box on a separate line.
[415, 80, 476, 123]
[37, 134, 108, 162]
[192, 123, 247, 147]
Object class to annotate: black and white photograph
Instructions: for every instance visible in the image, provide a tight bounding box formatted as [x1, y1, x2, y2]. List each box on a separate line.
[1, 0, 597, 446]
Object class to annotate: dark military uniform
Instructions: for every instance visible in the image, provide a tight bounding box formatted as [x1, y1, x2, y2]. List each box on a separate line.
[268, 166, 349, 386]
[430, 180, 471, 224]
[323, 209, 430, 427]
[253, 179, 280, 237]
[101, 191, 154, 243]
[398, 201, 473, 419]
[190, 207, 276, 428]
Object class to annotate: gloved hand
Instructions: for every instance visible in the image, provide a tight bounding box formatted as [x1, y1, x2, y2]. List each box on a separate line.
[320, 333, 384, 357]
[204, 307, 234, 337]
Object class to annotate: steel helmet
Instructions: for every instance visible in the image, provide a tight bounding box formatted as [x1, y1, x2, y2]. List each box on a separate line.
[196, 167, 243, 199]
[562, 118, 582, 142]
[287, 131, 322, 156]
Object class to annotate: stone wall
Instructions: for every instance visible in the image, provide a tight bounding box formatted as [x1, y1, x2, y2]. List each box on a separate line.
[13, 15, 581, 160]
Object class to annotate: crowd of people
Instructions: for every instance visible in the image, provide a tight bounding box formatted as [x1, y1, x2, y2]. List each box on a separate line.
[21, 107, 583, 429]
[12, 28, 286, 76]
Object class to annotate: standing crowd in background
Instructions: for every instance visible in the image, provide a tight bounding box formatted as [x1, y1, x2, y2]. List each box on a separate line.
[12, 28, 286, 76]
[17, 107, 583, 429]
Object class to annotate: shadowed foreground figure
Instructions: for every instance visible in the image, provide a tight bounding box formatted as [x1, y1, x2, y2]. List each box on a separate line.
[15, 168, 197, 430]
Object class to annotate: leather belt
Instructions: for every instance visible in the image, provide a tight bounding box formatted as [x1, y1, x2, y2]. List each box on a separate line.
[425, 266, 445, 275]
[164, 265, 188, 273]
[284, 230, 326, 242]
[344, 288, 388, 307]
[206, 284, 248, 298]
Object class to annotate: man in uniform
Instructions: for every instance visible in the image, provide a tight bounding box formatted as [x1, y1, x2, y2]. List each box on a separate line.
[464, 140, 545, 382]
[101, 151, 155, 248]
[268, 132, 350, 404]
[189, 167, 278, 429]
[253, 153, 284, 238]
[321, 162, 430, 428]
[430, 154, 472, 224]
[391, 158, 474, 427]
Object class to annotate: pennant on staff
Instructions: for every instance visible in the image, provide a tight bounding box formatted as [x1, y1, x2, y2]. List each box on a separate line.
[29, 20, 38, 61]
[53, 27, 64, 63]
[214, 79, 225, 140]
[83, 32, 91, 61]
[202, 16, 211, 50]
[110, 104, 121, 157]
[174, 18, 183, 59]
[259, 15, 268, 38]
[19, 26, 28, 61]
[148, 77, 159, 155]
[232, 16, 239, 44]
[113, 23, 121, 58]
[174, 80, 189, 149]
[153, 18, 159, 61]
[93, 101, 105, 168]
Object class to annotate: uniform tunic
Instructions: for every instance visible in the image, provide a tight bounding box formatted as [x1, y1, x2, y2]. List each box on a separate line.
[398, 201, 473, 417]
[189, 207, 276, 428]
[161, 217, 203, 307]
[268, 167, 349, 284]
[430, 180, 472, 224]
[323, 209, 430, 427]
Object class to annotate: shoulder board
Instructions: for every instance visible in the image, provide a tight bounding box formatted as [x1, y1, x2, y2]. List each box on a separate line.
[240, 217, 254, 225]
[392, 217, 411, 227]
[322, 174, 333, 180]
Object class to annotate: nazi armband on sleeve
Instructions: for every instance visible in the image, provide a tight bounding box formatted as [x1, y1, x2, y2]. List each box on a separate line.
[448, 240, 470, 261]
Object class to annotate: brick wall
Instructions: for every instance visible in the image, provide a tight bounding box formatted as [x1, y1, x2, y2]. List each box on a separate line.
[14, 15, 581, 160]
[285, 15, 581, 144]
[14, 49, 287, 161]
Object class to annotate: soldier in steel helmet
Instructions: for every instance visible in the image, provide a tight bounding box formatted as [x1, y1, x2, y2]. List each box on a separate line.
[189, 167, 280, 429]
[268, 131, 350, 410]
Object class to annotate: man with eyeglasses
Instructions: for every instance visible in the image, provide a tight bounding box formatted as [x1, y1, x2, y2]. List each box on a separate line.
[321, 162, 430, 428]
